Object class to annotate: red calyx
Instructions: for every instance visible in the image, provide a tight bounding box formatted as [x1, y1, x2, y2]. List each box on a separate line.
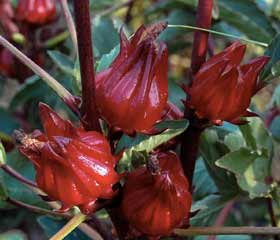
[18, 103, 120, 214]
[96, 22, 169, 135]
[186, 41, 270, 125]
[121, 151, 192, 238]
[16, 0, 56, 25]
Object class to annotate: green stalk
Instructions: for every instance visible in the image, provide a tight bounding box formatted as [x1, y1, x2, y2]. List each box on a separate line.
[50, 213, 87, 240]
[167, 24, 269, 47]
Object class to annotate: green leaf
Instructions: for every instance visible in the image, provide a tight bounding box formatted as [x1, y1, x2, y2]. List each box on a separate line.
[0, 174, 8, 201]
[92, 17, 120, 58]
[0, 150, 47, 209]
[9, 76, 46, 110]
[0, 230, 27, 240]
[261, 33, 280, 81]
[168, 79, 186, 111]
[0, 108, 20, 136]
[216, 147, 276, 198]
[224, 132, 246, 152]
[218, 0, 275, 42]
[193, 158, 218, 201]
[118, 119, 189, 171]
[239, 117, 273, 157]
[96, 44, 120, 73]
[47, 51, 75, 76]
[37, 216, 91, 240]
[191, 195, 232, 226]
[0, 142, 6, 166]
[200, 129, 239, 197]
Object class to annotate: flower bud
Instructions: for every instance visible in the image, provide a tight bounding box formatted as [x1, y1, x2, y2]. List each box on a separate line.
[121, 151, 192, 237]
[96, 23, 168, 135]
[18, 103, 120, 214]
[186, 41, 270, 125]
[16, 0, 56, 25]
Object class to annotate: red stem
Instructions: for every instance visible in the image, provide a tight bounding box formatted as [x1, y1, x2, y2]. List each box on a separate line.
[73, 0, 101, 132]
[190, 0, 213, 76]
[267, 198, 280, 240]
[207, 200, 235, 240]
[180, 126, 203, 188]
[181, 1, 213, 186]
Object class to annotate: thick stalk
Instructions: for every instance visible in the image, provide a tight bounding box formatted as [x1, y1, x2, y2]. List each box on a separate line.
[190, 0, 214, 76]
[180, 126, 203, 188]
[73, 0, 100, 132]
[180, 0, 213, 187]
[174, 227, 280, 236]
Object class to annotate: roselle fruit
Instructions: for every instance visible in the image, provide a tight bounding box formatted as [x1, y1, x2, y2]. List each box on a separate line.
[121, 151, 192, 237]
[18, 103, 120, 214]
[96, 22, 168, 135]
[16, 0, 56, 25]
[185, 41, 269, 125]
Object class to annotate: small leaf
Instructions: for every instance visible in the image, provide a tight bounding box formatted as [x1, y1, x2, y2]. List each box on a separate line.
[239, 117, 273, 157]
[9, 76, 46, 110]
[47, 51, 75, 76]
[96, 45, 120, 73]
[200, 129, 239, 197]
[0, 108, 20, 136]
[218, 0, 275, 42]
[0, 150, 47, 209]
[118, 119, 189, 171]
[193, 158, 218, 201]
[261, 33, 280, 81]
[216, 147, 276, 198]
[191, 195, 234, 226]
[224, 132, 246, 152]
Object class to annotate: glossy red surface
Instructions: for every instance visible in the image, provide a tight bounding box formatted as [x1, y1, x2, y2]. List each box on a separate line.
[187, 41, 270, 125]
[96, 23, 168, 135]
[16, 0, 56, 25]
[19, 103, 120, 214]
[121, 151, 192, 237]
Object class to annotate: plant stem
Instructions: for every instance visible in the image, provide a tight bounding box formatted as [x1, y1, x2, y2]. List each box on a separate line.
[50, 213, 87, 240]
[0, 35, 80, 117]
[267, 198, 280, 240]
[1, 164, 37, 187]
[73, 0, 101, 132]
[44, 30, 70, 48]
[190, 0, 214, 76]
[180, 126, 204, 188]
[180, 0, 213, 188]
[167, 25, 268, 47]
[174, 227, 280, 236]
[59, 0, 78, 54]
[7, 197, 71, 218]
[208, 200, 235, 240]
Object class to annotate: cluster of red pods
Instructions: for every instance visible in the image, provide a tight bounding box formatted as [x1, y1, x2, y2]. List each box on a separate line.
[1, 0, 270, 238]
[0, 0, 56, 81]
